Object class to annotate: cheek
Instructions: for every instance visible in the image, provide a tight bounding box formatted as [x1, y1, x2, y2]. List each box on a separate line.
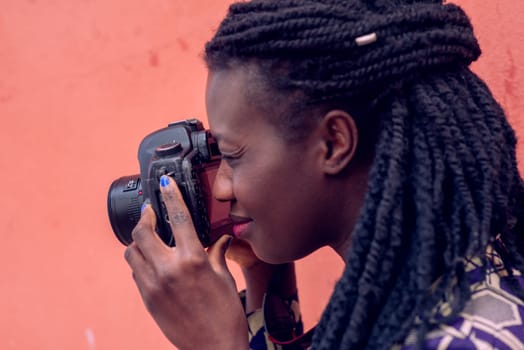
[235, 151, 314, 218]
[233, 157, 282, 200]
[249, 173, 311, 228]
[233, 171, 272, 211]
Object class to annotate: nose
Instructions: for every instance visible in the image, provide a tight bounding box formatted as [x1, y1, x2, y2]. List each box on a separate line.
[213, 160, 234, 202]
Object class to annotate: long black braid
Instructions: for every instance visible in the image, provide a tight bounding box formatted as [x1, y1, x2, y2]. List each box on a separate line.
[205, 0, 524, 348]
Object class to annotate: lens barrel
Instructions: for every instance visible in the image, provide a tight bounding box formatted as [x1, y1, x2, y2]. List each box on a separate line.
[107, 175, 144, 245]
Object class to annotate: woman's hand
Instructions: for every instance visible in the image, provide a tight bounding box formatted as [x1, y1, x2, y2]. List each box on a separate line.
[226, 237, 265, 270]
[226, 237, 297, 314]
[124, 175, 248, 350]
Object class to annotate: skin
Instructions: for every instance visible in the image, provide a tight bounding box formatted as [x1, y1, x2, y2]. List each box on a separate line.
[225, 238, 298, 314]
[124, 178, 248, 350]
[124, 65, 372, 348]
[208, 66, 371, 262]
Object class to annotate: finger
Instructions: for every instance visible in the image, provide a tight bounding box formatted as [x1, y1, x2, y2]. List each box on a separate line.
[124, 242, 146, 270]
[124, 243, 157, 295]
[159, 175, 201, 251]
[124, 243, 150, 284]
[225, 238, 262, 269]
[225, 238, 253, 261]
[208, 235, 233, 275]
[131, 202, 169, 262]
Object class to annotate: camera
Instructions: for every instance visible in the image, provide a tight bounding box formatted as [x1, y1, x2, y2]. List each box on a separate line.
[107, 118, 232, 247]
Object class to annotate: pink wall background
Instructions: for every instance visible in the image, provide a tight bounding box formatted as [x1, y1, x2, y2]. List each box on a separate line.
[1, 1, 522, 349]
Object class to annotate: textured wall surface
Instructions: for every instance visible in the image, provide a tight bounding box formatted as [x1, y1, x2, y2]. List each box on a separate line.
[0, 1, 522, 349]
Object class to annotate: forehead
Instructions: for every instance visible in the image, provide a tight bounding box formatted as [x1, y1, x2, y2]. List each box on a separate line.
[205, 67, 249, 112]
[205, 67, 266, 142]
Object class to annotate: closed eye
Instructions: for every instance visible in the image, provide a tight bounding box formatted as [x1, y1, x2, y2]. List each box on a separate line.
[220, 148, 245, 166]
[220, 145, 245, 160]
[221, 153, 241, 164]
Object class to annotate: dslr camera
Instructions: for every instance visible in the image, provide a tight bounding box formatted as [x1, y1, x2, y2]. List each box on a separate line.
[107, 119, 232, 247]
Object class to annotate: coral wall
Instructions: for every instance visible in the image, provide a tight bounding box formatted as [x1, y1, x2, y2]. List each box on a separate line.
[0, 1, 522, 349]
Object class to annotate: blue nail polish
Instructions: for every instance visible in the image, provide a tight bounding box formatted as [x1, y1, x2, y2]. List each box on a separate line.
[141, 199, 150, 213]
[160, 175, 170, 188]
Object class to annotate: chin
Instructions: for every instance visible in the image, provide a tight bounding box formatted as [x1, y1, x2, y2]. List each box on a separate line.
[253, 246, 305, 265]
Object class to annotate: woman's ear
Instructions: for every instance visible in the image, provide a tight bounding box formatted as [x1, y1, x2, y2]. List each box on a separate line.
[319, 110, 359, 175]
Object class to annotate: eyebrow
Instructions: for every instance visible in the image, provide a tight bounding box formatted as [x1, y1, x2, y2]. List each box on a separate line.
[210, 129, 234, 145]
[210, 131, 242, 152]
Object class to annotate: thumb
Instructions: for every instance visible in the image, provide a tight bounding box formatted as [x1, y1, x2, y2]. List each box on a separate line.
[208, 235, 233, 276]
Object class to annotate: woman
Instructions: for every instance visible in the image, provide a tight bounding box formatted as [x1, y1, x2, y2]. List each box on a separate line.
[124, 0, 524, 348]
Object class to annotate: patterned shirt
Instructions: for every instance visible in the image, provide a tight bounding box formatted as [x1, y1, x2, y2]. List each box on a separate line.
[248, 243, 524, 350]
[400, 243, 524, 349]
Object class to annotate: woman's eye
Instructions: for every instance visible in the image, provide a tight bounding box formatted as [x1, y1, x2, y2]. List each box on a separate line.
[221, 154, 239, 165]
[220, 147, 244, 164]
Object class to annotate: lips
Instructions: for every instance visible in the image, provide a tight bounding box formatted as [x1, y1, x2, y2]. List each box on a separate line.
[229, 214, 252, 239]
[232, 222, 250, 238]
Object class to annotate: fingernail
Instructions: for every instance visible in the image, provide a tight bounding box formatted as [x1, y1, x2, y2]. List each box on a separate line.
[141, 198, 151, 213]
[160, 175, 170, 188]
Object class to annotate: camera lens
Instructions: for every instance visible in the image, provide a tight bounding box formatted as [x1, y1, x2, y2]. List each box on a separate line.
[107, 175, 144, 245]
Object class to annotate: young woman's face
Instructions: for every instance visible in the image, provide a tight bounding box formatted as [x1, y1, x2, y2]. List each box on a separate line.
[206, 67, 344, 263]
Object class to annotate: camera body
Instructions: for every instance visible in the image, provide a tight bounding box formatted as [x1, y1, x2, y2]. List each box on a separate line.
[107, 119, 232, 247]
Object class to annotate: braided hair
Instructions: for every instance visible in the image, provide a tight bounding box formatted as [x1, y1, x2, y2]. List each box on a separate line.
[205, 0, 524, 348]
